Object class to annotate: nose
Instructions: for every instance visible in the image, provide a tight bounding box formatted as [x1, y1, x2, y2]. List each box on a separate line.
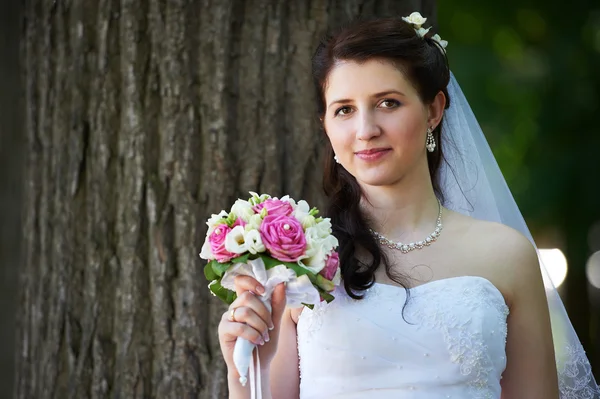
[356, 110, 381, 141]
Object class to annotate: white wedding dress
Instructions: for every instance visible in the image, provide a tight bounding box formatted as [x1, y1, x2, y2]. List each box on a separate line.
[297, 276, 510, 399]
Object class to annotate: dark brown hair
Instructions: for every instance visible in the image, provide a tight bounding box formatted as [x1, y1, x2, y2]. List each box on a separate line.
[312, 16, 451, 299]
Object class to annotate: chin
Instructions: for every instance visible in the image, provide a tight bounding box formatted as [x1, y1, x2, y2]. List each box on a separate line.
[356, 173, 400, 187]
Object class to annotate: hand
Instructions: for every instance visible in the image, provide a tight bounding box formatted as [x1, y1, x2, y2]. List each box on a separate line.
[218, 275, 287, 379]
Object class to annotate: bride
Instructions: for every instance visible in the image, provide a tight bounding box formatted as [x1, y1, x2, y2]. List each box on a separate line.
[217, 14, 600, 399]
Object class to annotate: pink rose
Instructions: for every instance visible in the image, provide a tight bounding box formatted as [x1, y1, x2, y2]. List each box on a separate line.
[208, 223, 237, 263]
[319, 252, 340, 280]
[253, 199, 293, 217]
[259, 214, 306, 262]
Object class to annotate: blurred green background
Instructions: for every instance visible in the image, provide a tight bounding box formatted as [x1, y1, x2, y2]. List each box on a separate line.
[439, 0, 600, 375]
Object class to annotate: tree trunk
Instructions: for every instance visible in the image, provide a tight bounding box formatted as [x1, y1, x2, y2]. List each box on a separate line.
[15, 1, 435, 398]
[0, 0, 24, 397]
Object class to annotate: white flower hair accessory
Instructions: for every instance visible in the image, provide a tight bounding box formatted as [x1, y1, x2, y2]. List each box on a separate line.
[402, 12, 448, 54]
[402, 12, 427, 28]
[431, 34, 448, 52]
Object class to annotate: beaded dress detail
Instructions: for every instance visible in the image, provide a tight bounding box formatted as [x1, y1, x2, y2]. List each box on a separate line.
[297, 276, 510, 399]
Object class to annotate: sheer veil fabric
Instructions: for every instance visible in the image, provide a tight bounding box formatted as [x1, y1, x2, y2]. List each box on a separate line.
[440, 73, 600, 397]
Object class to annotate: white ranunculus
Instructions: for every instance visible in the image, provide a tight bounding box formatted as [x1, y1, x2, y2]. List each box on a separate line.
[231, 199, 254, 222]
[244, 229, 266, 254]
[199, 238, 214, 260]
[224, 225, 248, 254]
[402, 12, 427, 28]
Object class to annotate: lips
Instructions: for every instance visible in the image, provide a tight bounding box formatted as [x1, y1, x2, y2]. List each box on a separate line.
[354, 148, 391, 161]
[355, 148, 391, 155]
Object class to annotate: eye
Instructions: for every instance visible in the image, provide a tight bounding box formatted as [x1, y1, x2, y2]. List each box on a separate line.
[334, 106, 353, 117]
[379, 99, 401, 109]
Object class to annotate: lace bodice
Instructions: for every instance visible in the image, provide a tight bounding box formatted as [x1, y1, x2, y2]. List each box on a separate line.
[297, 276, 510, 399]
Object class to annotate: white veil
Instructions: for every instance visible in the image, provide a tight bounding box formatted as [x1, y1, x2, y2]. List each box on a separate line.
[441, 72, 600, 397]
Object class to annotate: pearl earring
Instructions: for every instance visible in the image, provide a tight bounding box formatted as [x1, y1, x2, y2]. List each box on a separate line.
[334, 155, 340, 164]
[426, 127, 436, 152]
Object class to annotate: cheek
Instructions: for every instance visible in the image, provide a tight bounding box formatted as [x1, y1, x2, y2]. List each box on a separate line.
[382, 113, 425, 145]
[325, 123, 352, 149]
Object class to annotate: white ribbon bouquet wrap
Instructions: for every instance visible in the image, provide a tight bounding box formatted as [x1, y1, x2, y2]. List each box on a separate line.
[200, 192, 341, 399]
[221, 259, 321, 396]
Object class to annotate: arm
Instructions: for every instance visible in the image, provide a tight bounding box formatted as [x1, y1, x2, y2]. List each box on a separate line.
[267, 307, 301, 399]
[499, 230, 559, 398]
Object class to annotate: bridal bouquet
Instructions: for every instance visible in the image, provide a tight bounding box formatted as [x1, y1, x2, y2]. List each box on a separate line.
[200, 192, 341, 388]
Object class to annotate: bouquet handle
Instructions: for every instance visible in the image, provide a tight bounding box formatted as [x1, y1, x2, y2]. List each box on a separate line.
[233, 295, 271, 399]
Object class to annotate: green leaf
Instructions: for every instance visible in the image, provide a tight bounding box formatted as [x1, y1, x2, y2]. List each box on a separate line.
[204, 262, 218, 281]
[209, 280, 237, 305]
[225, 212, 237, 227]
[258, 255, 316, 278]
[319, 290, 335, 303]
[211, 260, 232, 277]
[232, 253, 251, 264]
[314, 274, 335, 292]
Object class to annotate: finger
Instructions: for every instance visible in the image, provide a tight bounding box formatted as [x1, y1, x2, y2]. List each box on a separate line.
[232, 291, 274, 329]
[220, 320, 265, 346]
[233, 275, 265, 297]
[226, 305, 270, 342]
[270, 283, 287, 330]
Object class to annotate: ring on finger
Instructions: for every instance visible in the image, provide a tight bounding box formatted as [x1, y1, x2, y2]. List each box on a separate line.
[228, 307, 238, 322]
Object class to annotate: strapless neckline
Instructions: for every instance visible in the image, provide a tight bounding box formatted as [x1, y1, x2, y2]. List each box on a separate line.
[372, 275, 508, 307]
[297, 274, 510, 398]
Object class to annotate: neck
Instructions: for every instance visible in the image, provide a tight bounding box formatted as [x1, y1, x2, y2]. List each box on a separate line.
[360, 167, 440, 242]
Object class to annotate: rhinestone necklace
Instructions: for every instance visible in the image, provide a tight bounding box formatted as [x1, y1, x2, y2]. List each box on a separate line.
[369, 199, 443, 254]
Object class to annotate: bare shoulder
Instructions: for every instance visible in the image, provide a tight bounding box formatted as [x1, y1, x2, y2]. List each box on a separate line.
[451, 211, 540, 306]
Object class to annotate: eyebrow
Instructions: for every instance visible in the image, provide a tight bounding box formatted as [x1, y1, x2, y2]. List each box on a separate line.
[327, 90, 406, 110]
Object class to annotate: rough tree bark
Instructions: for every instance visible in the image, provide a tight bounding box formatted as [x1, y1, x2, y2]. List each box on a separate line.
[16, 1, 435, 398]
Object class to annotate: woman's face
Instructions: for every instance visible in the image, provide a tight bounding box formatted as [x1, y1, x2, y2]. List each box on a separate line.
[323, 59, 438, 187]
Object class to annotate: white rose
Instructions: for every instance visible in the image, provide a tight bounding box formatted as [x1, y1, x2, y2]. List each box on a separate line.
[244, 229, 266, 254]
[224, 225, 248, 254]
[231, 199, 254, 222]
[402, 12, 427, 28]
